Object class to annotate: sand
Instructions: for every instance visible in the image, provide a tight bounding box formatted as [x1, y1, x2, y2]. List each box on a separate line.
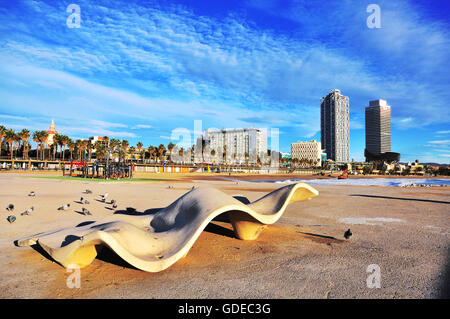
[0, 173, 448, 299]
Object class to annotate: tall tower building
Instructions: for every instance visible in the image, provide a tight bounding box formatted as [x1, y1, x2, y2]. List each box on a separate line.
[320, 89, 350, 162]
[365, 99, 391, 157]
[46, 119, 58, 146]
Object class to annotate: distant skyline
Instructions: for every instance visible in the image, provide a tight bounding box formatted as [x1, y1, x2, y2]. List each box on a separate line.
[0, 0, 449, 163]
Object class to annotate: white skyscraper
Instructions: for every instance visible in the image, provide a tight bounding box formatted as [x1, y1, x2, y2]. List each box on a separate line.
[320, 89, 350, 162]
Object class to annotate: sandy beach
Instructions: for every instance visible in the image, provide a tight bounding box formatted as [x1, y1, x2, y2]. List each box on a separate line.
[0, 172, 448, 299]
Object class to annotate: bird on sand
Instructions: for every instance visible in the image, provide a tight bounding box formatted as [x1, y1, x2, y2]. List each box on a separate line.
[101, 193, 109, 202]
[344, 229, 352, 240]
[58, 203, 70, 211]
[112, 202, 118, 209]
[80, 197, 89, 204]
[21, 207, 34, 216]
[82, 207, 91, 216]
[84, 189, 93, 194]
[28, 191, 36, 197]
[6, 204, 14, 212]
[7, 215, 16, 223]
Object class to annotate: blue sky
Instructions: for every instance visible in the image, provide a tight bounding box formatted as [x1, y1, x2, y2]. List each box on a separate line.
[0, 0, 449, 163]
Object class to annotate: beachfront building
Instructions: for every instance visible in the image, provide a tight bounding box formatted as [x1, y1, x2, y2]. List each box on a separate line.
[203, 128, 267, 164]
[46, 119, 58, 146]
[88, 136, 107, 144]
[88, 136, 108, 156]
[320, 89, 350, 162]
[291, 140, 322, 167]
[365, 99, 391, 160]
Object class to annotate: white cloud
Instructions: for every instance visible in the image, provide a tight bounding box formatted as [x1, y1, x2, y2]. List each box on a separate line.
[428, 140, 450, 145]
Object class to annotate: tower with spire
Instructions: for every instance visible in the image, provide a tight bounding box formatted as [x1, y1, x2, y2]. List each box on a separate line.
[47, 119, 58, 146]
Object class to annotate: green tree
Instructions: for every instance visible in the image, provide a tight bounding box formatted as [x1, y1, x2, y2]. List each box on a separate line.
[0, 125, 6, 157]
[5, 129, 17, 160]
[18, 129, 30, 159]
[67, 139, 75, 160]
[158, 144, 166, 162]
[167, 142, 175, 162]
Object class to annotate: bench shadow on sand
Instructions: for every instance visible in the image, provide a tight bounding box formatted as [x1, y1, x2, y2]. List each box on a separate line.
[350, 194, 450, 204]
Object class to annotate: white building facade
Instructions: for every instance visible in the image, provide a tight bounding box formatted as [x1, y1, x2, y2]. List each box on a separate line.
[291, 140, 322, 167]
[203, 128, 267, 164]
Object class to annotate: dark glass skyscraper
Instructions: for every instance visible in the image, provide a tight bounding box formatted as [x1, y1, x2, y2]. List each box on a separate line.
[320, 89, 350, 162]
[365, 99, 391, 158]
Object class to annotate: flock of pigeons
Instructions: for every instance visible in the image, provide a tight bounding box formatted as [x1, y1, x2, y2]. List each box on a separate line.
[6, 189, 118, 223]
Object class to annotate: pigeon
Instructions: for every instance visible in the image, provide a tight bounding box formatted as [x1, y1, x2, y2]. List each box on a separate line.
[81, 207, 91, 216]
[7, 215, 16, 223]
[28, 191, 36, 197]
[58, 203, 70, 211]
[84, 189, 93, 194]
[6, 204, 14, 212]
[344, 229, 352, 240]
[101, 193, 109, 202]
[21, 206, 34, 216]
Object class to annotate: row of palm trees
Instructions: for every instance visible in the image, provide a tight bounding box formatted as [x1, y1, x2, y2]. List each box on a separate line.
[0, 125, 179, 163]
[1, 125, 322, 167]
[288, 157, 320, 168]
[0, 126, 31, 160]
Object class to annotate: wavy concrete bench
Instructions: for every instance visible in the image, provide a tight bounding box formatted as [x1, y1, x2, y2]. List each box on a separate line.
[17, 183, 318, 272]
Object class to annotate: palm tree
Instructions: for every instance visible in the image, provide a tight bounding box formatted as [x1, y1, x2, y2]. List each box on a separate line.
[67, 139, 75, 160]
[33, 130, 48, 160]
[23, 141, 31, 160]
[95, 142, 106, 160]
[18, 129, 30, 159]
[75, 140, 82, 160]
[147, 145, 155, 162]
[5, 129, 17, 160]
[167, 142, 175, 162]
[61, 135, 69, 161]
[121, 140, 129, 161]
[81, 140, 89, 160]
[86, 140, 94, 161]
[0, 125, 6, 157]
[32, 131, 40, 160]
[158, 144, 166, 163]
[129, 146, 136, 160]
[136, 141, 143, 156]
[53, 134, 62, 160]
[109, 138, 119, 159]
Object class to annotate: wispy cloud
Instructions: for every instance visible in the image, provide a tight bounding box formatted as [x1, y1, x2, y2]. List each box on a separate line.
[133, 124, 152, 129]
[428, 140, 450, 145]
